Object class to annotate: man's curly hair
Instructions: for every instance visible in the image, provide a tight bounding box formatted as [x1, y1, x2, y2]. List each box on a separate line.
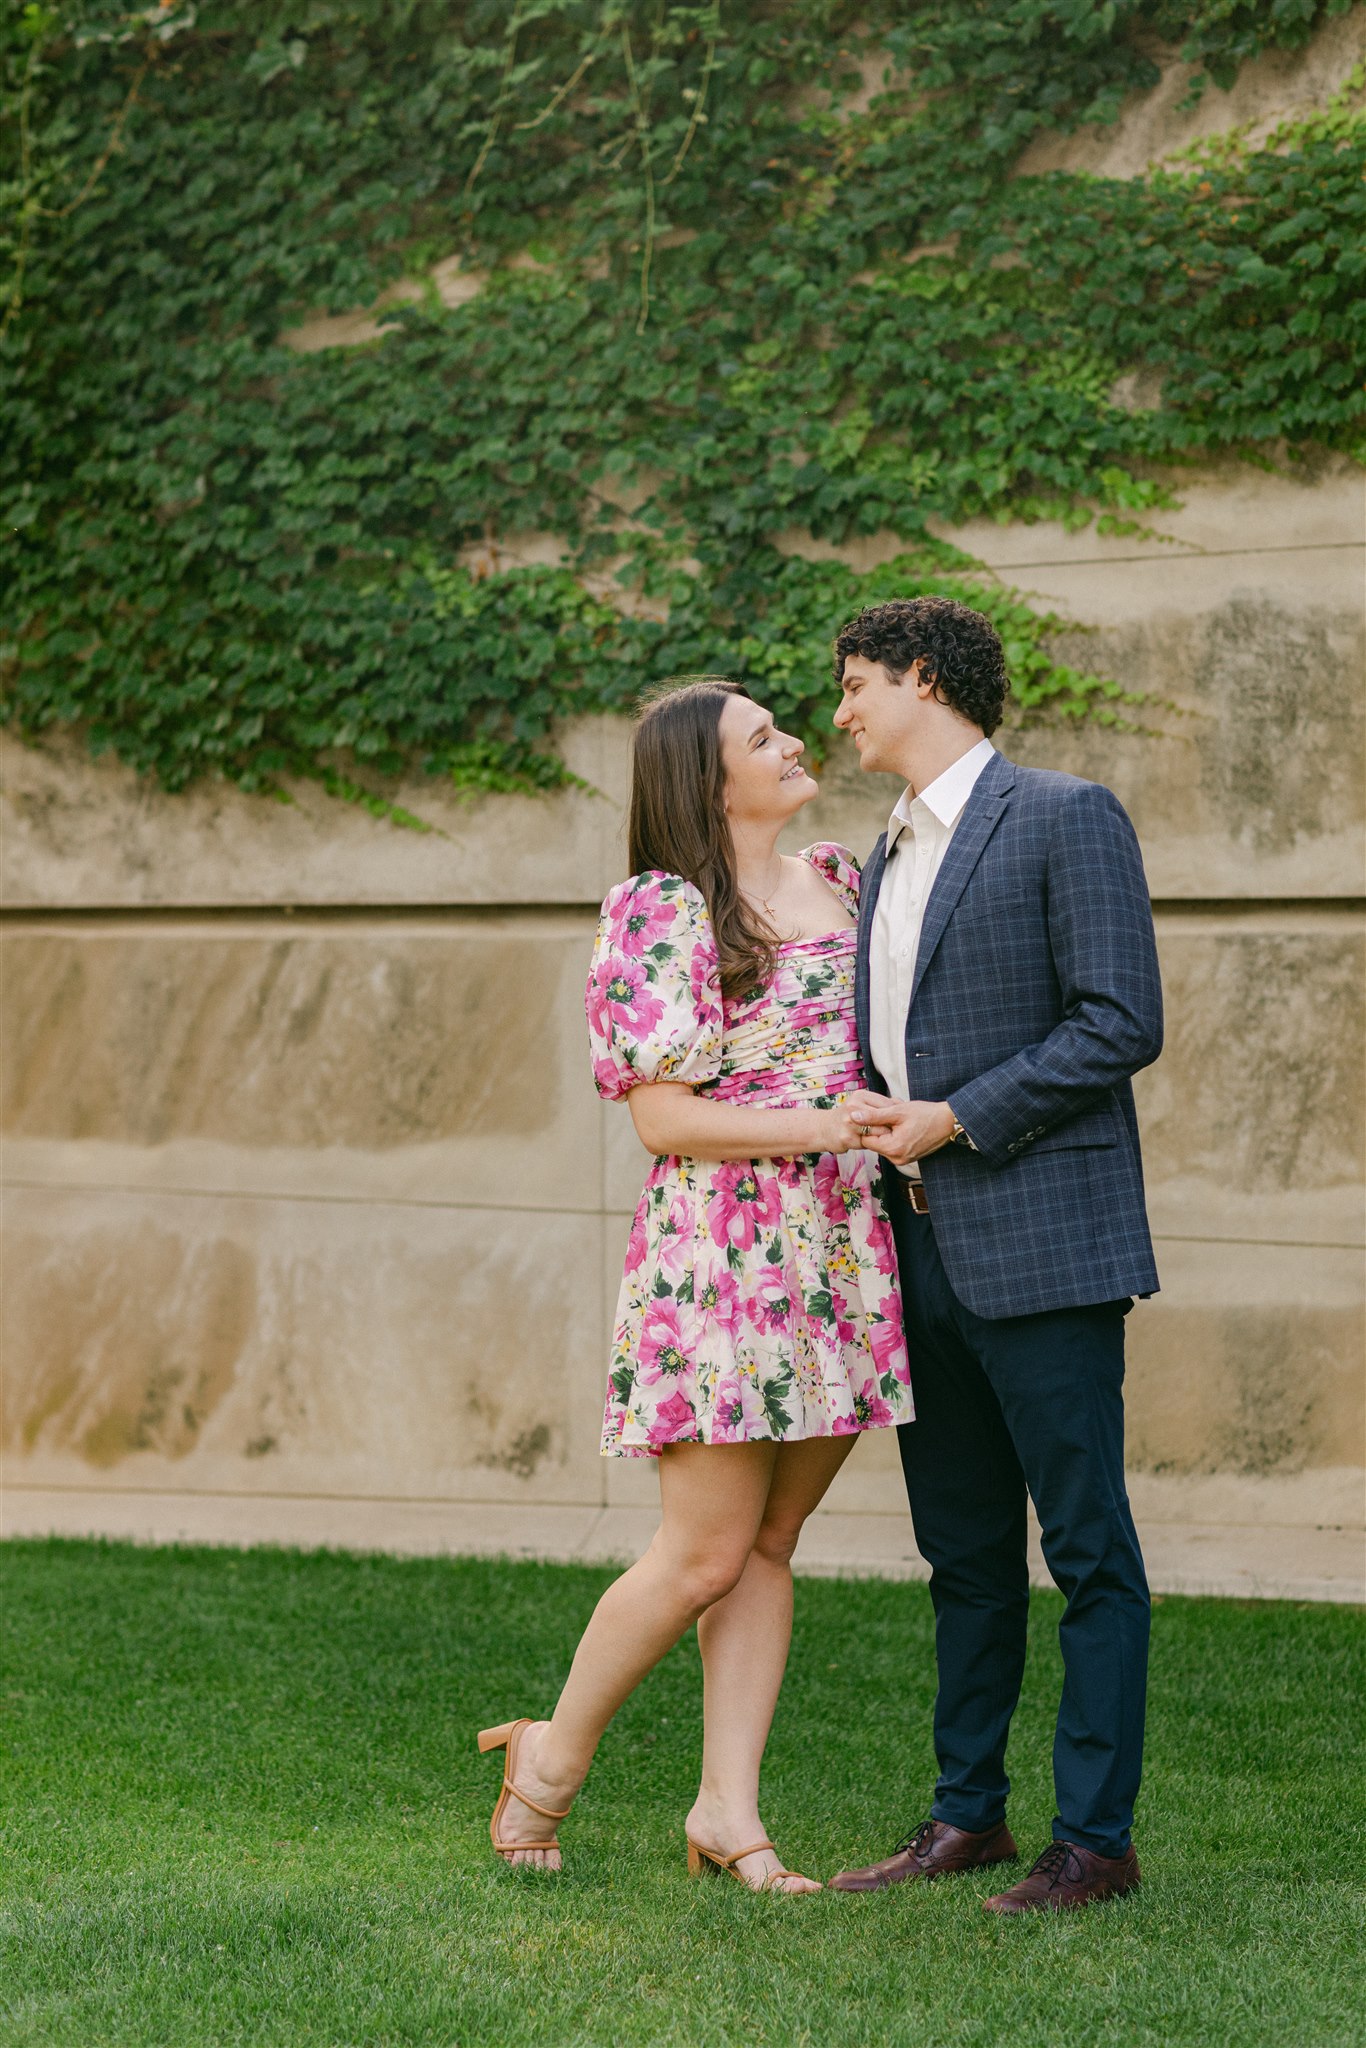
[832, 597, 1010, 737]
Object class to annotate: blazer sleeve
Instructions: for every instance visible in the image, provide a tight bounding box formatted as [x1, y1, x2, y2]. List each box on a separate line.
[947, 781, 1163, 1166]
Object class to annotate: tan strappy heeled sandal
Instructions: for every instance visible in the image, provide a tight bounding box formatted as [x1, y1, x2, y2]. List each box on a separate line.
[477, 1719, 572, 1865]
[686, 1836, 821, 1892]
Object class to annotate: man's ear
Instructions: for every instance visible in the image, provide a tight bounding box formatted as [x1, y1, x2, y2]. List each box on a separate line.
[908, 657, 935, 697]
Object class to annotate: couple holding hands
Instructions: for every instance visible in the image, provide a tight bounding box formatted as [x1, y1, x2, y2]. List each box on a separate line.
[479, 596, 1163, 1914]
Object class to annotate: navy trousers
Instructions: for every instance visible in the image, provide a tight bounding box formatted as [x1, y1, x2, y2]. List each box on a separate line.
[889, 1201, 1150, 1859]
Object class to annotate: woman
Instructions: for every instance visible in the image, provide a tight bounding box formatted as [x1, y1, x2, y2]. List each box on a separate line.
[478, 678, 912, 1892]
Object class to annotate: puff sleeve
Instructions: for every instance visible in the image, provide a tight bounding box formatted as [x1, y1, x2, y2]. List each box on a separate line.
[586, 872, 725, 1102]
[802, 841, 862, 917]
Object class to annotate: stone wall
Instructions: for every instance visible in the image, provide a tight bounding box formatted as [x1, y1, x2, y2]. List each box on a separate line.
[5, 14, 1364, 1581]
[3, 460, 1363, 1579]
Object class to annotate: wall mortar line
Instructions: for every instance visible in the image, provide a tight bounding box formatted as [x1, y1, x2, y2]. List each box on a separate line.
[3, 898, 1364, 926]
[2, 1180, 1360, 1252]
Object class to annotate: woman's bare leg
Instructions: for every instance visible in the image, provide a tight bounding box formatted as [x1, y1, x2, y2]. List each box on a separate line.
[684, 1434, 859, 1891]
[494, 1440, 777, 1867]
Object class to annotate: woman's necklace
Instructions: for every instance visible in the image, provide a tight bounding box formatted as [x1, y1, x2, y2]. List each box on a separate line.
[742, 857, 786, 923]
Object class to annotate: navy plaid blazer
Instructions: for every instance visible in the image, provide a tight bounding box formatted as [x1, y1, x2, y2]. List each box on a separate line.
[855, 750, 1164, 1319]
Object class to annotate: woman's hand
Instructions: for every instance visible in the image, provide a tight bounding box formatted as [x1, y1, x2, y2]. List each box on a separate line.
[816, 1100, 882, 1154]
[843, 1089, 957, 1166]
[624, 1081, 957, 1165]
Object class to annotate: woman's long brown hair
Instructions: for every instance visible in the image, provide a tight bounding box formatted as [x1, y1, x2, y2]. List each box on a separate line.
[627, 678, 778, 1003]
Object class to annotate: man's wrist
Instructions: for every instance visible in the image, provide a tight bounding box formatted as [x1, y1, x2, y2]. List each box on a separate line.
[932, 1102, 959, 1151]
[944, 1103, 978, 1152]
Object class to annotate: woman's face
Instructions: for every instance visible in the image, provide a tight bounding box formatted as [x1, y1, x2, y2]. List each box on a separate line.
[718, 694, 817, 826]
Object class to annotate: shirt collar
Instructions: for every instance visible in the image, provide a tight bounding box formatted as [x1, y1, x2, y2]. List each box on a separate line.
[886, 736, 996, 850]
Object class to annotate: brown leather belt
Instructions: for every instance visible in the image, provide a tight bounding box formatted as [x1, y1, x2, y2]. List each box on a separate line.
[886, 1175, 931, 1216]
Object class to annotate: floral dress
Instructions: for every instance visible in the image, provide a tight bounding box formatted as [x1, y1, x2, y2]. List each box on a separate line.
[586, 842, 914, 1457]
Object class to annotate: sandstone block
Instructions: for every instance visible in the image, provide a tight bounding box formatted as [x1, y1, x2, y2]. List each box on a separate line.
[1, 919, 601, 1210]
[2, 1186, 606, 1504]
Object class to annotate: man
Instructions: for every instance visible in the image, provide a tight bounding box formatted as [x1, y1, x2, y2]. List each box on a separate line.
[828, 597, 1163, 1913]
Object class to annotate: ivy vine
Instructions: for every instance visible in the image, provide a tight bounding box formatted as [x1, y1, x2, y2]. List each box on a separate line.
[2, 1, 1362, 807]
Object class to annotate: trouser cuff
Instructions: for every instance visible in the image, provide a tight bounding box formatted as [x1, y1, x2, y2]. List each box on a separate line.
[933, 1799, 1009, 1836]
[1052, 1818, 1132, 1860]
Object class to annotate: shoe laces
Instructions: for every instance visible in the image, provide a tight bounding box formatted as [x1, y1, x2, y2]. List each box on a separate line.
[892, 1819, 938, 1859]
[1028, 1841, 1086, 1889]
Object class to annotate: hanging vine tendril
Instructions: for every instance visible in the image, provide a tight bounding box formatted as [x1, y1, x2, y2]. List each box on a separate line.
[619, 18, 657, 334]
[463, 12, 524, 201]
[663, 2, 719, 189]
[515, 49, 596, 133]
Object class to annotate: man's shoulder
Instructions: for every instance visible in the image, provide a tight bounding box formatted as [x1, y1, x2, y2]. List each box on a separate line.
[999, 759, 1123, 816]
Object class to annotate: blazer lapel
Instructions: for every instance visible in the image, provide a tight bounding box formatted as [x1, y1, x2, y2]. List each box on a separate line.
[855, 831, 888, 1073]
[909, 752, 1016, 1010]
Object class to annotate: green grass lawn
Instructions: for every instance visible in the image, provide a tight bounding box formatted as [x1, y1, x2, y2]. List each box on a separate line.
[1, 1539, 1362, 2048]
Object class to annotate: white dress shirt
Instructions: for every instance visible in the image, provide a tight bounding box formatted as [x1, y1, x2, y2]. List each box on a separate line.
[869, 737, 996, 1179]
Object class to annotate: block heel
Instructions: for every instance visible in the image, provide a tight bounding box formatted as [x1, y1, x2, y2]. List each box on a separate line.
[478, 1717, 573, 1866]
[685, 1836, 820, 1893]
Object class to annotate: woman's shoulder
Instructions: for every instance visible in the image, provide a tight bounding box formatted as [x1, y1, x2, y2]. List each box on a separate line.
[599, 869, 710, 924]
[595, 872, 715, 966]
[799, 841, 863, 900]
[586, 869, 724, 1096]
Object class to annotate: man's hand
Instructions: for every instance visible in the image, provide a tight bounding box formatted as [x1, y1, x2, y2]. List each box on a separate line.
[844, 1090, 958, 1167]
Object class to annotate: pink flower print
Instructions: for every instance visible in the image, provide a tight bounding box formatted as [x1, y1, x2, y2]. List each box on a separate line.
[746, 1263, 795, 1336]
[623, 1207, 650, 1275]
[851, 1380, 894, 1429]
[615, 876, 677, 957]
[637, 1297, 691, 1385]
[708, 1161, 783, 1252]
[648, 1388, 698, 1444]
[710, 1375, 747, 1442]
[689, 935, 722, 1026]
[832, 1410, 861, 1436]
[829, 1285, 856, 1346]
[869, 1298, 910, 1382]
[814, 1154, 863, 1232]
[587, 954, 666, 1044]
[710, 1372, 769, 1442]
[811, 846, 854, 900]
[695, 1266, 744, 1339]
[867, 1215, 898, 1277]
[654, 1195, 693, 1278]
[774, 1155, 806, 1188]
[592, 1051, 628, 1100]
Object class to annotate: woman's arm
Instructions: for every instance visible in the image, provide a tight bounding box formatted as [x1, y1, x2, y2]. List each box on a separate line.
[626, 1079, 867, 1162]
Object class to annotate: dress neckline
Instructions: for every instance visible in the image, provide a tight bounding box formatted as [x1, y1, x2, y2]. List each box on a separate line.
[776, 925, 856, 953]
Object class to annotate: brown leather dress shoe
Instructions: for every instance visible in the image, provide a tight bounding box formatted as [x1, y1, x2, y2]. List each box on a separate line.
[983, 1840, 1140, 1914]
[828, 1818, 1018, 1892]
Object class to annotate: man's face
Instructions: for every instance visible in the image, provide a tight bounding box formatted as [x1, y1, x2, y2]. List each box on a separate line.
[832, 652, 922, 774]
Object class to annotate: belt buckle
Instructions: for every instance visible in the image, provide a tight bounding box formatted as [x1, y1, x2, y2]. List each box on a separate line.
[890, 1175, 929, 1216]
